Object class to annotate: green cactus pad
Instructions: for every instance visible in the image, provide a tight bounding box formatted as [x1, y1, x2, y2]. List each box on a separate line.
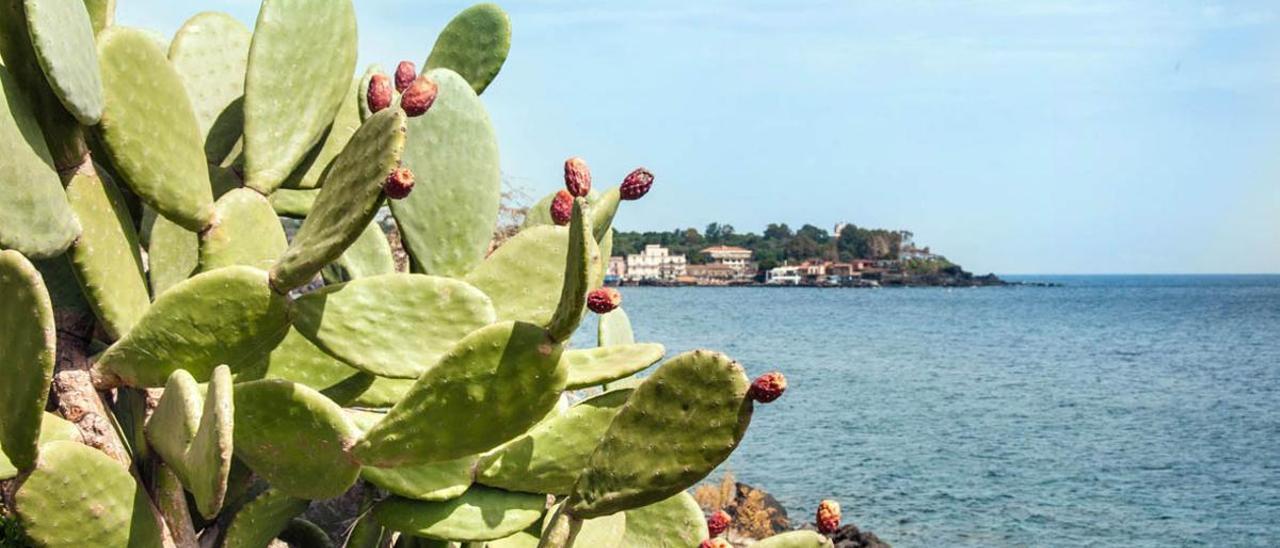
[270, 108, 407, 291]
[347, 410, 476, 502]
[97, 26, 214, 232]
[390, 68, 500, 278]
[373, 486, 545, 542]
[242, 0, 356, 194]
[14, 440, 165, 547]
[199, 188, 287, 272]
[541, 503, 626, 548]
[82, 0, 114, 35]
[323, 221, 396, 283]
[146, 214, 198, 297]
[241, 327, 374, 406]
[597, 307, 635, 347]
[425, 4, 512, 95]
[22, 0, 104, 125]
[168, 11, 251, 164]
[566, 350, 753, 518]
[0, 65, 79, 259]
[282, 77, 361, 190]
[65, 170, 150, 339]
[346, 513, 390, 548]
[353, 321, 567, 467]
[476, 389, 632, 495]
[547, 199, 596, 341]
[0, 413, 78, 481]
[233, 379, 361, 500]
[222, 488, 310, 548]
[0, 250, 56, 471]
[269, 188, 318, 218]
[93, 266, 291, 387]
[753, 531, 836, 548]
[293, 273, 496, 379]
[620, 491, 707, 547]
[465, 225, 602, 327]
[145, 366, 233, 519]
[589, 188, 621, 242]
[279, 518, 334, 547]
[487, 530, 540, 548]
[349, 376, 415, 408]
[521, 189, 607, 232]
[563, 344, 665, 390]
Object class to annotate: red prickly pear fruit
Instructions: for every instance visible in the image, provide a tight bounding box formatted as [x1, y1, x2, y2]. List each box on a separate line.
[619, 167, 654, 200]
[817, 499, 842, 534]
[586, 287, 622, 314]
[400, 75, 439, 117]
[367, 73, 393, 114]
[564, 157, 591, 197]
[707, 510, 731, 537]
[383, 167, 415, 200]
[699, 539, 731, 548]
[748, 371, 787, 403]
[550, 189, 573, 226]
[394, 60, 417, 93]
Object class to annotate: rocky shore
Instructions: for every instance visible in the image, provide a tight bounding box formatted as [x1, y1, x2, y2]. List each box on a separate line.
[696, 478, 890, 547]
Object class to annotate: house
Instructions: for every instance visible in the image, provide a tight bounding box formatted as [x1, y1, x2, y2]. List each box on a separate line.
[899, 245, 937, 261]
[625, 244, 687, 282]
[699, 245, 757, 282]
[605, 257, 626, 285]
[687, 263, 738, 285]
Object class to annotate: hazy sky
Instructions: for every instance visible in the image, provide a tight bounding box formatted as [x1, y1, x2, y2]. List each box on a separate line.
[119, 1, 1280, 274]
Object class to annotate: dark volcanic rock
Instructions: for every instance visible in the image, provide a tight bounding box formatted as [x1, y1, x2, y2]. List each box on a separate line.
[798, 522, 892, 548]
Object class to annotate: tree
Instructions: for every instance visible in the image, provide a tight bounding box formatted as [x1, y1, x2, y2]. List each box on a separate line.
[797, 224, 829, 244]
[763, 223, 792, 241]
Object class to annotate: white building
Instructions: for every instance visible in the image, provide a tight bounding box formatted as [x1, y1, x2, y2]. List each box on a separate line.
[765, 264, 803, 285]
[626, 244, 687, 282]
[700, 245, 756, 282]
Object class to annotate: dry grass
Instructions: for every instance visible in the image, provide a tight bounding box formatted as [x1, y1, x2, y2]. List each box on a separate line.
[735, 487, 777, 539]
[693, 470, 736, 511]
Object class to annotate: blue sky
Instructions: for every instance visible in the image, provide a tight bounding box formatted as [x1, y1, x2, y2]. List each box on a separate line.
[119, 1, 1280, 274]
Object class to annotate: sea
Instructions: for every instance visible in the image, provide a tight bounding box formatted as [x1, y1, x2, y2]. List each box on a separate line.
[576, 275, 1280, 547]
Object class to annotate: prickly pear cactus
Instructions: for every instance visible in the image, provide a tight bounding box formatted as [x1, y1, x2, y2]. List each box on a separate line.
[0, 2, 794, 547]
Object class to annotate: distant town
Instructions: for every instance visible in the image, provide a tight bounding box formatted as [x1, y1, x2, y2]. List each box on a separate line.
[605, 222, 1005, 287]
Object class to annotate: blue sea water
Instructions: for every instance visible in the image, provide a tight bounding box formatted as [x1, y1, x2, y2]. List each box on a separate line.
[579, 276, 1280, 547]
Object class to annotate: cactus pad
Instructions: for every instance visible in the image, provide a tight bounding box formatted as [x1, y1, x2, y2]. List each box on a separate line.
[82, 0, 114, 35]
[349, 376, 415, 409]
[64, 170, 150, 339]
[323, 221, 396, 283]
[0, 65, 79, 258]
[372, 486, 545, 542]
[282, 77, 361, 190]
[563, 343, 665, 390]
[597, 307, 636, 347]
[242, 327, 374, 406]
[753, 531, 836, 548]
[22, 0, 104, 125]
[566, 350, 754, 518]
[476, 388, 632, 495]
[589, 188, 621, 242]
[0, 250, 56, 471]
[168, 11, 251, 164]
[199, 187, 287, 272]
[353, 321, 567, 467]
[233, 379, 361, 500]
[0, 412, 81, 480]
[242, 0, 356, 194]
[93, 266, 291, 387]
[347, 410, 476, 502]
[425, 3, 512, 95]
[390, 68, 500, 277]
[620, 491, 708, 547]
[270, 108, 407, 291]
[97, 26, 214, 231]
[14, 440, 165, 547]
[145, 366, 233, 519]
[222, 488, 310, 548]
[269, 188, 318, 218]
[541, 503, 627, 548]
[465, 225, 602, 327]
[146, 214, 198, 297]
[547, 199, 596, 341]
[292, 273, 495, 378]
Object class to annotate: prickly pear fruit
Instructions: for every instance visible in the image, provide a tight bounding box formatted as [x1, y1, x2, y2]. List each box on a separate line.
[384, 167, 415, 200]
[748, 371, 787, 403]
[620, 167, 654, 200]
[700, 538, 732, 548]
[564, 157, 591, 197]
[587, 287, 621, 314]
[367, 73, 393, 113]
[817, 499, 841, 534]
[550, 189, 573, 226]
[707, 509, 731, 537]
[400, 75, 438, 117]
[395, 60, 417, 93]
